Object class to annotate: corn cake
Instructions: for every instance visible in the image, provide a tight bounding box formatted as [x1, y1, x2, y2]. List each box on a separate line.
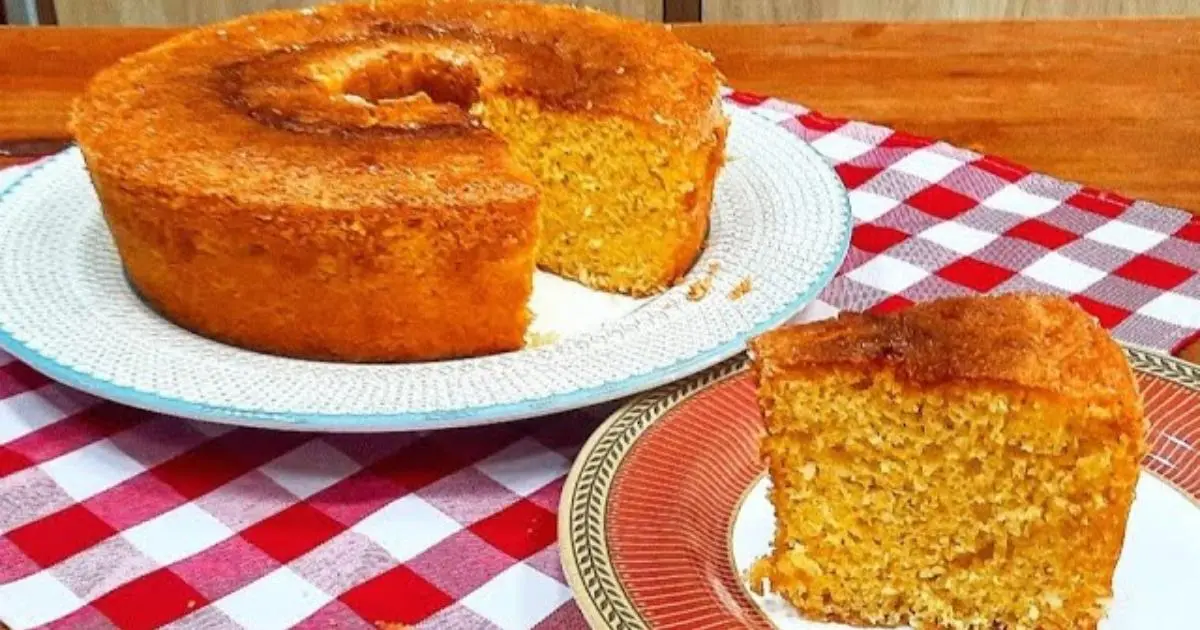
[748, 294, 1145, 629]
[70, 0, 727, 362]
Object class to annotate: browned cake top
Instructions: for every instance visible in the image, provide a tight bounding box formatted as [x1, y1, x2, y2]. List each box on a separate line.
[750, 294, 1139, 404]
[70, 0, 722, 212]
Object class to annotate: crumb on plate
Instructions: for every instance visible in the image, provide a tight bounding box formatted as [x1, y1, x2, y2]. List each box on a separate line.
[729, 276, 752, 300]
[525, 331, 561, 348]
[686, 260, 721, 302]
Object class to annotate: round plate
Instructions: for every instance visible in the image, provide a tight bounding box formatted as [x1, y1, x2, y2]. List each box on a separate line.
[560, 347, 1200, 629]
[0, 103, 849, 432]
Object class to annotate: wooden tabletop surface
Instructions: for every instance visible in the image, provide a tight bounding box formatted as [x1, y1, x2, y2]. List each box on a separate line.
[3, 19, 1200, 214]
[0, 20, 1197, 360]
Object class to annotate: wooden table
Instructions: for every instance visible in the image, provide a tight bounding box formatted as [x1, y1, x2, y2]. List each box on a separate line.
[4, 20, 1200, 212]
[1, 21, 1197, 360]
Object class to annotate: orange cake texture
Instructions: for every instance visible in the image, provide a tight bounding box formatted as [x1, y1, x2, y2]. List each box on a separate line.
[749, 295, 1145, 629]
[70, 0, 727, 362]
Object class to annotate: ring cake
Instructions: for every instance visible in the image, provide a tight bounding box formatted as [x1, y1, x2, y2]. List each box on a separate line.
[70, 0, 727, 362]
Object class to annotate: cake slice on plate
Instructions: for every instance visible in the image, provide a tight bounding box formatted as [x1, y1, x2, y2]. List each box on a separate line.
[748, 294, 1145, 629]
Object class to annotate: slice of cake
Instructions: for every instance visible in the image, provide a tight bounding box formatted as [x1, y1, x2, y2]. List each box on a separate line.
[748, 295, 1145, 629]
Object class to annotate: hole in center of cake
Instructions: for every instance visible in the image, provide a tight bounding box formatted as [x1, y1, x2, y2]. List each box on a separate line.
[342, 51, 481, 112]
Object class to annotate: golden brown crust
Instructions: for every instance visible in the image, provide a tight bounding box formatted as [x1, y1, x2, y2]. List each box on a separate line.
[70, 0, 722, 212]
[99, 177, 538, 362]
[750, 294, 1140, 408]
[71, 0, 723, 361]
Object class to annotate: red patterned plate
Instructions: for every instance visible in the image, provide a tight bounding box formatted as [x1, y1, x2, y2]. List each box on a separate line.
[559, 346, 1200, 629]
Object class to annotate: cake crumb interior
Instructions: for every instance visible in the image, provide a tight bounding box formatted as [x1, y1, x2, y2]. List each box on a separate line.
[483, 96, 711, 295]
[750, 366, 1140, 630]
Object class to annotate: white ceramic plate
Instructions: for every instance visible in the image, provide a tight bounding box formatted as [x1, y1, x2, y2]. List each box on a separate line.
[0, 104, 851, 431]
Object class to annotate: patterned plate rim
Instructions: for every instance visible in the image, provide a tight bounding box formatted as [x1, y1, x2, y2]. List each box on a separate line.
[0, 105, 852, 431]
[558, 344, 1200, 629]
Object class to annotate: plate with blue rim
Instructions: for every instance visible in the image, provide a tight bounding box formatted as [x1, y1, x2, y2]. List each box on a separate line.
[0, 104, 850, 432]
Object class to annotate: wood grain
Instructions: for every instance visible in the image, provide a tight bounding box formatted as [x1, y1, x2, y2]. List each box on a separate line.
[664, 0, 700, 22]
[36, 0, 56, 24]
[52, 0, 662, 25]
[705, 0, 1200, 22]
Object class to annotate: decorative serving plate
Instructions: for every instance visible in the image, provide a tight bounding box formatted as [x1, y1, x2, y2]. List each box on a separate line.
[560, 347, 1200, 629]
[0, 104, 850, 432]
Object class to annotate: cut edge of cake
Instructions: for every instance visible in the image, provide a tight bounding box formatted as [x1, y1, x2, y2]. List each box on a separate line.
[747, 294, 1146, 630]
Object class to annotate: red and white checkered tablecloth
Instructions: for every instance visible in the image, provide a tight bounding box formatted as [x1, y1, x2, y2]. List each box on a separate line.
[1, 92, 1198, 630]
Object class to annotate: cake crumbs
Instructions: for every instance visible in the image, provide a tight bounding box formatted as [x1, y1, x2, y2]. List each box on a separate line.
[729, 276, 753, 301]
[525, 331, 561, 348]
[186, 600, 197, 610]
[686, 261, 722, 302]
[687, 276, 713, 301]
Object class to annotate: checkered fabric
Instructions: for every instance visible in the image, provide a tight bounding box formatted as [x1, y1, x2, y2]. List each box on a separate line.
[723, 91, 1200, 350]
[1, 92, 1198, 630]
